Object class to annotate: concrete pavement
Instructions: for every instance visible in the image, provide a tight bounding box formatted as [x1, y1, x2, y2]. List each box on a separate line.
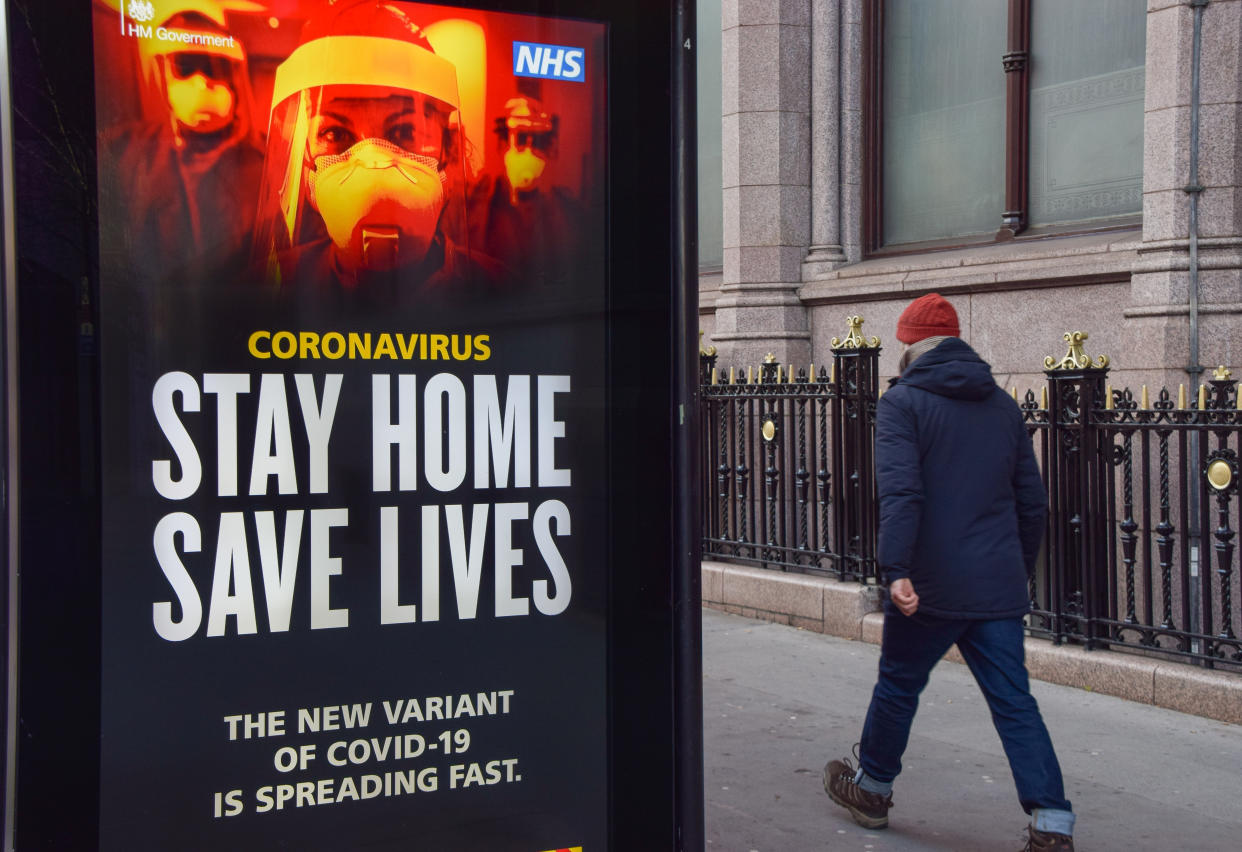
[703, 607, 1242, 851]
[702, 561, 1242, 726]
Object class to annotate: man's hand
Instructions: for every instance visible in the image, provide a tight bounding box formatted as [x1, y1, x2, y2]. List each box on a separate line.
[889, 578, 919, 616]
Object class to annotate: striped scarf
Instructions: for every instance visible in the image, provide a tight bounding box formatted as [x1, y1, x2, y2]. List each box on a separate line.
[897, 335, 951, 375]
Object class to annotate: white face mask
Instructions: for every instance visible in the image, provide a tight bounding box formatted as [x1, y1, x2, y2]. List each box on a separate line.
[503, 147, 546, 192]
[309, 138, 446, 273]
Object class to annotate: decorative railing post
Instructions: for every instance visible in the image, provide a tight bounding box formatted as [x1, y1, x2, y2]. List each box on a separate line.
[699, 334, 720, 554]
[830, 317, 881, 582]
[1018, 387, 1052, 630]
[1204, 366, 1241, 663]
[1043, 332, 1111, 647]
[759, 354, 782, 567]
[734, 367, 751, 557]
[1113, 388, 1140, 631]
[698, 332, 717, 386]
[814, 362, 833, 566]
[793, 365, 812, 560]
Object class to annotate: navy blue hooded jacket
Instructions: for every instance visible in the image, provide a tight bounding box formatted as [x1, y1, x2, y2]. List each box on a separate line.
[876, 337, 1045, 619]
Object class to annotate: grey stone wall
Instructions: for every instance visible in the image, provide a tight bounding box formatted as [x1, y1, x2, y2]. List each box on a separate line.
[709, 0, 813, 367]
[1126, 0, 1242, 389]
[800, 236, 1136, 389]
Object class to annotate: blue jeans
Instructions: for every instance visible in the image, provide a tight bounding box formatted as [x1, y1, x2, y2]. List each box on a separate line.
[859, 610, 1073, 830]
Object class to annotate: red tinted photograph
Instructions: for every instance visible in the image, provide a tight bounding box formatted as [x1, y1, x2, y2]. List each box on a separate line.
[94, 0, 605, 307]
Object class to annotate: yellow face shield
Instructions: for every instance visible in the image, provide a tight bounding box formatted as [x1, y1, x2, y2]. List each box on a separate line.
[271, 35, 460, 121]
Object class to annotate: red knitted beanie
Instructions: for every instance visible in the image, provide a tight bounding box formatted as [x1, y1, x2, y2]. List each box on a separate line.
[896, 293, 960, 344]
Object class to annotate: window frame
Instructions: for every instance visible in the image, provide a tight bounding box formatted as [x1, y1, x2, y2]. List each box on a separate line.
[861, 0, 1143, 257]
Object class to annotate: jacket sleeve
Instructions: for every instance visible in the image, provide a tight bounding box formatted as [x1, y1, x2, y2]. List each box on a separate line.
[1013, 415, 1047, 576]
[876, 392, 922, 585]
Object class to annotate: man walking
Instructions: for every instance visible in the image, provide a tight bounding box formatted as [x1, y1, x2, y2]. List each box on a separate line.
[823, 294, 1077, 851]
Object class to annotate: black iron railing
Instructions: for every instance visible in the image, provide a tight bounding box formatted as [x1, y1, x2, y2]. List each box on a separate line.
[701, 327, 1242, 669]
[1022, 348, 1241, 668]
[700, 318, 880, 582]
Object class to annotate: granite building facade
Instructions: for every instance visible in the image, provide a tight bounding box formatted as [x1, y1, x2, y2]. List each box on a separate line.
[697, 0, 1242, 394]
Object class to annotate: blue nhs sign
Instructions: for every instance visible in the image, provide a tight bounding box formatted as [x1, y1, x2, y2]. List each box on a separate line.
[513, 41, 586, 82]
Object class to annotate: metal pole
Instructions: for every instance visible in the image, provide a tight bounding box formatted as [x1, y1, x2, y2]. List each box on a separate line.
[1186, 0, 1209, 645]
[672, 1, 704, 849]
[1185, 0, 1207, 381]
[0, 0, 19, 845]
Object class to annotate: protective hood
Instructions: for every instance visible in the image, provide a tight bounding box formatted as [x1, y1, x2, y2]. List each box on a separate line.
[894, 337, 996, 401]
[132, 2, 261, 151]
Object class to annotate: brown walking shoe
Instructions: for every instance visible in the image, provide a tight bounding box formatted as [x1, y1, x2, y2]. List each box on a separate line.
[1021, 825, 1075, 851]
[823, 756, 892, 829]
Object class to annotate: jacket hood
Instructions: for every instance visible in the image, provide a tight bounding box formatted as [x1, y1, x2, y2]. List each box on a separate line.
[896, 337, 996, 401]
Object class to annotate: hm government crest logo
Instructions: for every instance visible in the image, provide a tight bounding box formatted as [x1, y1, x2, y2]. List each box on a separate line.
[127, 0, 155, 24]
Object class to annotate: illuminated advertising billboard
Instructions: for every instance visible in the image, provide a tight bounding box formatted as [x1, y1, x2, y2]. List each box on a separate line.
[91, 1, 610, 848]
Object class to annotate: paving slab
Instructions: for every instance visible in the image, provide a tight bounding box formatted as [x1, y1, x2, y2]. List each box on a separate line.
[704, 560, 1242, 725]
[704, 608, 1242, 851]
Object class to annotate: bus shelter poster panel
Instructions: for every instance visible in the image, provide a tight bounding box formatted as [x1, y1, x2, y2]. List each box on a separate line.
[93, 2, 607, 849]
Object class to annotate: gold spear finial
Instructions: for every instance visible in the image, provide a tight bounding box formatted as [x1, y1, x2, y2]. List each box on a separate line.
[831, 315, 881, 350]
[1044, 331, 1110, 371]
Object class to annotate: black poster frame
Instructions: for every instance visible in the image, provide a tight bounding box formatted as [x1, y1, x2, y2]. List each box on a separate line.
[1, 0, 701, 848]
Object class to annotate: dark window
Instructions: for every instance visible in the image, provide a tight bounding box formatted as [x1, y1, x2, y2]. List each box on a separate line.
[864, 0, 1146, 252]
[698, 0, 723, 269]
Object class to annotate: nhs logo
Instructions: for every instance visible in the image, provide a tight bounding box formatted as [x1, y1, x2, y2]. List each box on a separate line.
[513, 41, 586, 82]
